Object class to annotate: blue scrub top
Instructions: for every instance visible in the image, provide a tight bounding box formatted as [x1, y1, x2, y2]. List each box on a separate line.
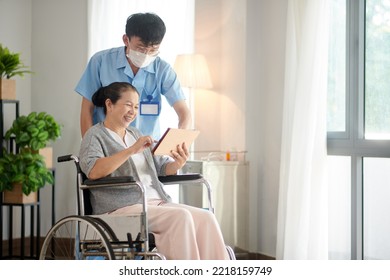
[75, 46, 185, 139]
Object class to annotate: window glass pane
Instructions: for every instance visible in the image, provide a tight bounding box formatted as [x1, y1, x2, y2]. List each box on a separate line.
[365, 0, 390, 139]
[328, 156, 351, 259]
[363, 157, 390, 260]
[327, 0, 346, 132]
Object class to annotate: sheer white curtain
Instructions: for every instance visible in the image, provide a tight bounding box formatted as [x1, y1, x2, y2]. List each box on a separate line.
[87, 0, 194, 133]
[276, 0, 330, 259]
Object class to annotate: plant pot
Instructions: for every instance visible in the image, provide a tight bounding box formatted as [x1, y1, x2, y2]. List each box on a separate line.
[27, 147, 53, 169]
[39, 147, 53, 169]
[0, 78, 16, 100]
[3, 183, 37, 204]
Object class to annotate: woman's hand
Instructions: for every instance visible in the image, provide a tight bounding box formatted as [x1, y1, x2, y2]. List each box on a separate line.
[130, 135, 154, 154]
[165, 142, 189, 175]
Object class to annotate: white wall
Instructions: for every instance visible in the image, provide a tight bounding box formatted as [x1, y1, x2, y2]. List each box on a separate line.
[31, 0, 88, 232]
[194, 0, 247, 153]
[0, 0, 32, 119]
[194, 0, 287, 257]
[1, 0, 87, 237]
[0, 0, 32, 240]
[1, 0, 288, 258]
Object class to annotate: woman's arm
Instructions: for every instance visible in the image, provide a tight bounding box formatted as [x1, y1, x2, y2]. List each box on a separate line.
[88, 135, 154, 179]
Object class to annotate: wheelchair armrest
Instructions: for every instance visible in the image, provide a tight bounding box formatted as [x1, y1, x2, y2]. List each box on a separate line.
[84, 176, 136, 186]
[158, 173, 215, 213]
[158, 173, 203, 184]
[82, 176, 144, 193]
[81, 175, 148, 226]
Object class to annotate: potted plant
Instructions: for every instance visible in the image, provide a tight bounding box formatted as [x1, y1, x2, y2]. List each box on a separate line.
[0, 148, 53, 203]
[1, 111, 61, 203]
[0, 43, 32, 100]
[5, 111, 61, 151]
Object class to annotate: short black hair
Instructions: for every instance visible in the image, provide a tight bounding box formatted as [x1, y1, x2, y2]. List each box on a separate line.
[125, 13, 166, 46]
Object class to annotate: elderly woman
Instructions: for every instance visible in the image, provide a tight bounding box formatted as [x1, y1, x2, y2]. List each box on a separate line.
[79, 82, 229, 260]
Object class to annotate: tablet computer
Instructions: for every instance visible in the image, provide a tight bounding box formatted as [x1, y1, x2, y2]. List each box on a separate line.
[152, 128, 200, 155]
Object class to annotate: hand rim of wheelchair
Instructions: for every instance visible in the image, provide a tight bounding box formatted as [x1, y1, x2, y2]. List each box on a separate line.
[39, 215, 166, 260]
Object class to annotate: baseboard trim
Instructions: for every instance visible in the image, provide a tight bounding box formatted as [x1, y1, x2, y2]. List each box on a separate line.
[248, 252, 275, 260]
[234, 247, 275, 260]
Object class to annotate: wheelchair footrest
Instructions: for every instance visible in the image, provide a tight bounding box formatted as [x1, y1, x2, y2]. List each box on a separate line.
[127, 232, 156, 252]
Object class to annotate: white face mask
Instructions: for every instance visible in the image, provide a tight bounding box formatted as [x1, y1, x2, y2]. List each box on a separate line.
[126, 49, 157, 68]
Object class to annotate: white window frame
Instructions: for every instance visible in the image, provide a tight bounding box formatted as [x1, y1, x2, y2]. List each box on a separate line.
[327, 0, 390, 259]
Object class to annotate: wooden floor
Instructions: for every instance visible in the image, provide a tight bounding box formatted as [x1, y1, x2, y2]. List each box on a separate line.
[1, 237, 40, 259]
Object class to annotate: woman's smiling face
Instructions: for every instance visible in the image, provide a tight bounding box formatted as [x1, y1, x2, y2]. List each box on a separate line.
[107, 89, 139, 128]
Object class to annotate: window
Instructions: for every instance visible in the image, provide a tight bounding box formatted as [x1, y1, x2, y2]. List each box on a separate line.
[365, 0, 390, 139]
[327, 0, 346, 133]
[327, 0, 390, 260]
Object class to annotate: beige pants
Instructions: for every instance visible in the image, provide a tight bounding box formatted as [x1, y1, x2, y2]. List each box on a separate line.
[111, 199, 230, 260]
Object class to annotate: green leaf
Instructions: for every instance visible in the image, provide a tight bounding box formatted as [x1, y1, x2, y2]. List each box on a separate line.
[37, 131, 49, 141]
[30, 127, 39, 137]
[18, 132, 30, 143]
[27, 112, 37, 122]
[36, 120, 45, 130]
[0, 44, 32, 78]
[12, 174, 24, 183]
[37, 112, 46, 119]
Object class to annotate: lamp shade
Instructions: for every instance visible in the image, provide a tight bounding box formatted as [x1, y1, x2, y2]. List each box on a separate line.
[173, 54, 213, 89]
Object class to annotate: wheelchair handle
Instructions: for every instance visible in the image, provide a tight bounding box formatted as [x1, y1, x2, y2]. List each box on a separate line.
[57, 154, 79, 163]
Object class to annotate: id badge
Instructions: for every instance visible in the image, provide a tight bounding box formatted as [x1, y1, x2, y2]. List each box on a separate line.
[140, 101, 160, 116]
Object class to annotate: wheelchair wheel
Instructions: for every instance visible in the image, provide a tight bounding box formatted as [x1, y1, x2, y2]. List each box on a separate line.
[226, 245, 236, 260]
[89, 216, 120, 242]
[39, 215, 115, 260]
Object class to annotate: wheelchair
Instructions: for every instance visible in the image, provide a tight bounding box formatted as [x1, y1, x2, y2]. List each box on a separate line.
[39, 154, 236, 260]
